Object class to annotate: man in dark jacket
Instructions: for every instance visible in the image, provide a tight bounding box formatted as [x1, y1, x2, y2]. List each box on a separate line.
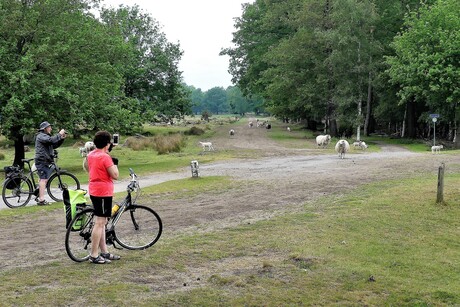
[34, 121, 67, 205]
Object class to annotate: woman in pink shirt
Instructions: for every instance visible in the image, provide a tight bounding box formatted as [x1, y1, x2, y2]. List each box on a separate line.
[87, 131, 119, 264]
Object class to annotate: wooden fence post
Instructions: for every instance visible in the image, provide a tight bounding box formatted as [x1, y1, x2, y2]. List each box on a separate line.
[436, 163, 445, 203]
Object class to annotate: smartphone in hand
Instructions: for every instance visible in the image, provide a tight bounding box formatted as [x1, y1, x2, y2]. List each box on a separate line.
[113, 133, 119, 145]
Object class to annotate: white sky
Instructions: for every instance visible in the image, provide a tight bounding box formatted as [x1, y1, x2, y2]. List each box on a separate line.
[101, 0, 253, 91]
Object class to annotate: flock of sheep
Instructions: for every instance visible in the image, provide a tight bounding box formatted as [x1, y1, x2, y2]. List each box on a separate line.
[198, 121, 371, 158]
[316, 134, 368, 159]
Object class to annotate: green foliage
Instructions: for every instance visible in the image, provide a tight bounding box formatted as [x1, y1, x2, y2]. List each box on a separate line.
[100, 4, 190, 123]
[223, 0, 456, 141]
[0, 0, 188, 164]
[0, 0, 139, 137]
[202, 87, 228, 115]
[386, 0, 460, 122]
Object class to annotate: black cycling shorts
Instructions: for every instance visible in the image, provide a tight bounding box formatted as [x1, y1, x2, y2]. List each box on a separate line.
[90, 195, 113, 217]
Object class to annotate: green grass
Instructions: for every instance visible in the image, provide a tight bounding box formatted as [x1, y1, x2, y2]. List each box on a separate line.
[1, 170, 459, 305]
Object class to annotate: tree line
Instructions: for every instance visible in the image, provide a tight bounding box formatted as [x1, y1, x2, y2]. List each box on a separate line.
[221, 0, 459, 144]
[186, 85, 264, 116]
[0, 0, 189, 165]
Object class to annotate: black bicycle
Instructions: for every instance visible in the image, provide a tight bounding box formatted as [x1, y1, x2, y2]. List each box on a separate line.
[2, 150, 80, 208]
[65, 168, 162, 262]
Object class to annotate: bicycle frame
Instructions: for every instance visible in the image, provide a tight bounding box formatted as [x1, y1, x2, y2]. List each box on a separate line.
[22, 159, 38, 189]
[65, 167, 162, 261]
[23, 154, 68, 189]
[106, 171, 138, 235]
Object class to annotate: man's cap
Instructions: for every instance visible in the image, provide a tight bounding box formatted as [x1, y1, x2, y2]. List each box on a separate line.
[39, 121, 52, 130]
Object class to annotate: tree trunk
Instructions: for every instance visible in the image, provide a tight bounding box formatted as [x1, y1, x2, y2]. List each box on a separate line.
[330, 118, 338, 137]
[13, 133, 26, 168]
[406, 99, 417, 139]
[401, 107, 406, 138]
[364, 70, 372, 136]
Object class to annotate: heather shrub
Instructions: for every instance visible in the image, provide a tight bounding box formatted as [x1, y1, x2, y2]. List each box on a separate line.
[124, 134, 186, 154]
[153, 134, 186, 154]
[185, 126, 205, 136]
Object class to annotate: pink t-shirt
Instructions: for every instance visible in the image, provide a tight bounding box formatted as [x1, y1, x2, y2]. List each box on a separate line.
[87, 149, 114, 197]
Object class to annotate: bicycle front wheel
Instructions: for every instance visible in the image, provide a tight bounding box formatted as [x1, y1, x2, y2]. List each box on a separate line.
[47, 172, 80, 202]
[2, 176, 33, 208]
[114, 205, 162, 250]
[65, 208, 95, 262]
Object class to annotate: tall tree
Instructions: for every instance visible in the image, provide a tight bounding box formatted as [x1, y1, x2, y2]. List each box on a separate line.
[202, 87, 228, 115]
[386, 0, 460, 142]
[100, 4, 190, 122]
[0, 0, 130, 166]
[221, 0, 299, 96]
[226, 86, 248, 115]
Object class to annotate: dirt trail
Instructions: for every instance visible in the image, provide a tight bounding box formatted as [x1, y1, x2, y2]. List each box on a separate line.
[1, 120, 458, 273]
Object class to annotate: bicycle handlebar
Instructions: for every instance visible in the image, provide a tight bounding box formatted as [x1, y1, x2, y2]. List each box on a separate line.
[126, 168, 139, 193]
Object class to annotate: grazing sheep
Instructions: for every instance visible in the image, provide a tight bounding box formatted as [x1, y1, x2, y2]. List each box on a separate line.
[229, 129, 235, 136]
[248, 121, 253, 128]
[199, 141, 214, 151]
[335, 139, 350, 159]
[316, 134, 332, 148]
[287, 127, 291, 132]
[353, 140, 368, 150]
[431, 145, 443, 154]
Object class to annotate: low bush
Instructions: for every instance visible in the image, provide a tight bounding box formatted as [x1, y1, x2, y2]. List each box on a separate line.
[185, 126, 205, 136]
[124, 134, 186, 154]
[125, 136, 155, 151]
[153, 134, 186, 154]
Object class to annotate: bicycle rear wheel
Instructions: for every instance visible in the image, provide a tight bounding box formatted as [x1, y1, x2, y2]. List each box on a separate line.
[2, 176, 33, 208]
[47, 172, 80, 202]
[65, 208, 94, 262]
[114, 205, 162, 250]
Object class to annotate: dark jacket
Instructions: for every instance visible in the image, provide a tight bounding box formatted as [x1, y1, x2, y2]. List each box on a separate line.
[34, 132, 64, 165]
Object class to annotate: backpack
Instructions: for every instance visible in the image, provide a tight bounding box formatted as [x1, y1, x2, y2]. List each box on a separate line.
[4, 166, 22, 189]
[63, 188, 88, 231]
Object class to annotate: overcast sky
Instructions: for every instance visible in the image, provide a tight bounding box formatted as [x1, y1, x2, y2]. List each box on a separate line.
[101, 0, 253, 91]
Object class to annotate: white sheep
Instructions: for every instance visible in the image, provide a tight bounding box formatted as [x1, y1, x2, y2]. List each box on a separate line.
[431, 145, 443, 154]
[229, 129, 235, 136]
[353, 140, 368, 150]
[248, 121, 253, 128]
[287, 127, 291, 132]
[199, 141, 214, 151]
[316, 134, 331, 148]
[335, 139, 350, 159]
[79, 141, 96, 157]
